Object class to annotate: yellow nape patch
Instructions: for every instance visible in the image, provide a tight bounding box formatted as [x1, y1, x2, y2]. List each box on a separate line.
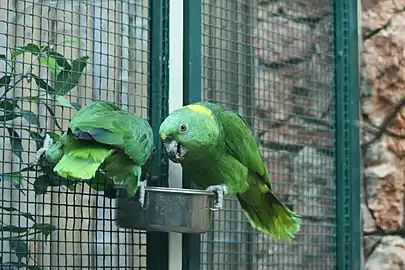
[161, 132, 167, 141]
[185, 104, 213, 117]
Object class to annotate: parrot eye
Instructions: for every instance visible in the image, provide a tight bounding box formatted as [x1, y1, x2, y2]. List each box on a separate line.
[179, 123, 188, 133]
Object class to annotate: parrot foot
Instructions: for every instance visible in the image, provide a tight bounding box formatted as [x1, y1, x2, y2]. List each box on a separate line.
[33, 134, 54, 165]
[138, 181, 147, 208]
[205, 184, 228, 211]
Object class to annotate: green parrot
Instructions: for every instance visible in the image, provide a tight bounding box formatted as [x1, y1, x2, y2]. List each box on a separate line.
[35, 100, 155, 205]
[159, 102, 301, 240]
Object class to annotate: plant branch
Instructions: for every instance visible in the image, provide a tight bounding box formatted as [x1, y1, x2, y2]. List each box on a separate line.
[0, 70, 33, 100]
[0, 231, 40, 241]
[361, 95, 405, 149]
[359, 120, 405, 139]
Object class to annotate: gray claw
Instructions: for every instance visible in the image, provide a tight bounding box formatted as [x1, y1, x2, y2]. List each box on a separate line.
[138, 181, 147, 208]
[33, 134, 53, 165]
[205, 184, 228, 212]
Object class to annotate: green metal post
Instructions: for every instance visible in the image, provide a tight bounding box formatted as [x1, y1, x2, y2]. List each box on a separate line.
[147, 0, 170, 269]
[183, 1, 202, 105]
[334, 0, 362, 269]
[182, 0, 202, 269]
[347, 0, 362, 267]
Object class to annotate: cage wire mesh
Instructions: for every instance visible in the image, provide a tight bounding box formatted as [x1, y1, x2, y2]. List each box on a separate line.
[0, 0, 163, 268]
[201, 0, 336, 269]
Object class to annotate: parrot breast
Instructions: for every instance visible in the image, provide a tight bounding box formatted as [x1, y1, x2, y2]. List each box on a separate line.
[181, 150, 250, 194]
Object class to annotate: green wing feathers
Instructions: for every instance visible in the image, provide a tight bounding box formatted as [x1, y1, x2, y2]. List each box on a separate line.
[198, 102, 269, 178]
[199, 102, 301, 240]
[70, 109, 154, 164]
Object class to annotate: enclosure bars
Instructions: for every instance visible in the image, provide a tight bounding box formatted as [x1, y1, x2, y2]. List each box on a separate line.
[334, 0, 362, 269]
[147, 0, 170, 269]
[182, 0, 202, 269]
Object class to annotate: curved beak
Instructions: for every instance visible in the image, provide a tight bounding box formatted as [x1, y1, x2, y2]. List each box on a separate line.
[163, 140, 188, 163]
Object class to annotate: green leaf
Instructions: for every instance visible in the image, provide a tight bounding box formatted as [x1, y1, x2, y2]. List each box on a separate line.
[55, 95, 74, 108]
[31, 223, 56, 241]
[6, 128, 23, 162]
[20, 165, 37, 173]
[33, 174, 75, 195]
[22, 44, 41, 54]
[0, 99, 20, 121]
[20, 110, 40, 127]
[38, 55, 61, 74]
[55, 56, 89, 95]
[11, 44, 41, 59]
[39, 45, 52, 53]
[0, 225, 29, 234]
[0, 172, 25, 193]
[0, 75, 11, 89]
[36, 48, 71, 73]
[48, 51, 71, 70]
[0, 206, 36, 223]
[59, 39, 86, 47]
[1, 112, 20, 122]
[27, 265, 43, 270]
[0, 99, 18, 113]
[48, 174, 75, 187]
[26, 73, 55, 94]
[39, 166, 53, 175]
[9, 238, 29, 262]
[47, 132, 60, 142]
[33, 175, 50, 195]
[67, 184, 75, 191]
[0, 261, 37, 269]
[70, 102, 81, 110]
[25, 129, 42, 138]
[21, 96, 39, 103]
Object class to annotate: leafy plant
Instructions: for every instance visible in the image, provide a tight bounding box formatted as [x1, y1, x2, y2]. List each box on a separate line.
[0, 43, 88, 164]
[0, 41, 89, 269]
[0, 206, 56, 269]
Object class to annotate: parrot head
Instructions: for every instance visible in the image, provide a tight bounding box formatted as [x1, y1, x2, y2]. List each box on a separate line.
[159, 104, 221, 163]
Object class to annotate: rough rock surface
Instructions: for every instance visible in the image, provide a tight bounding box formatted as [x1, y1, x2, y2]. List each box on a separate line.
[365, 236, 405, 270]
[362, 0, 405, 267]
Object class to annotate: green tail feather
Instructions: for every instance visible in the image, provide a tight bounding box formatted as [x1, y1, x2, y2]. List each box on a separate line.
[54, 147, 114, 180]
[237, 188, 301, 241]
[101, 152, 142, 196]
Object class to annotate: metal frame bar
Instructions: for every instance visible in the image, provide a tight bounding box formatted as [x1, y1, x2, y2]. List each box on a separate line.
[334, 0, 362, 269]
[168, 0, 184, 269]
[182, 0, 202, 269]
[147, 0, 170, 268]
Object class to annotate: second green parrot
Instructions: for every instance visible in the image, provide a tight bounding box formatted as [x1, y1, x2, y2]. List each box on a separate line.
[159, 101, 301, 240]
[36, 100, 155, 205]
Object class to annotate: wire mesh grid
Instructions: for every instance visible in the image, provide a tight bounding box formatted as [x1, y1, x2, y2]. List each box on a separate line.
[0, 0, 158, 268]
[201, 0, 336, 269]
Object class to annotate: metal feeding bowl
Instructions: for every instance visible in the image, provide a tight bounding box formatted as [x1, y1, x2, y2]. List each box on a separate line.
[115, 186, 215, 233]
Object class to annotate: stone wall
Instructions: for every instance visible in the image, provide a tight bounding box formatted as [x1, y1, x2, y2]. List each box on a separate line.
[253, 0, 336, 268]
[362, 0, 405, 269]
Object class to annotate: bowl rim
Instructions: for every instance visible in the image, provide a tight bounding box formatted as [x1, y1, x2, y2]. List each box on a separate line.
[145, 186, 215, 196]
[118, 186, 215, 196]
